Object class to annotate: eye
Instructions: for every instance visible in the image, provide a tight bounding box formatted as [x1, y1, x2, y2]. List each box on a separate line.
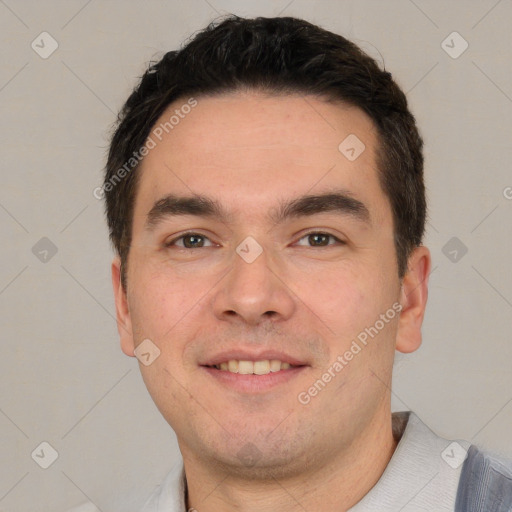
[164, 231, 344, 250]
[165, 232, 214, 249]
[295, 231, 345, 247]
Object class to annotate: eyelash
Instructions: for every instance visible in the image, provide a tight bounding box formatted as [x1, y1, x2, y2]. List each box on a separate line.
[165, 231, 345, 249]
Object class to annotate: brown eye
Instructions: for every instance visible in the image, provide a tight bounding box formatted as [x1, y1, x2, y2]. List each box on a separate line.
[296, 232, 344, 247]
[166, 233, 213, 249]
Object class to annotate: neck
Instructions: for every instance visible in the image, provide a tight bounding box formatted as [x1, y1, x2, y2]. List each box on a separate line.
[182, 410, 398, 512]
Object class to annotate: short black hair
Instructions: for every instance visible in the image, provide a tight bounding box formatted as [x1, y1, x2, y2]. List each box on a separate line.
[104, 15, 426, 288]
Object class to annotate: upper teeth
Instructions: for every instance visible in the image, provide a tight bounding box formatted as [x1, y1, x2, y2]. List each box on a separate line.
[214, 360, 292, 375]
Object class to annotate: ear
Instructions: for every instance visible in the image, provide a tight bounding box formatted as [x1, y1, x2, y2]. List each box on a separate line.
[395, 245, 431, 354]
[111, 257, 135, 357]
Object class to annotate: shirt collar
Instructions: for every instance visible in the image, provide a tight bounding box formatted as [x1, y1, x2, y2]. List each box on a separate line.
[349, 411, 469, 511]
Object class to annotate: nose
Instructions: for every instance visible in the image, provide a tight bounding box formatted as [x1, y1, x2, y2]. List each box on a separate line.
[211, 242, 296, 326]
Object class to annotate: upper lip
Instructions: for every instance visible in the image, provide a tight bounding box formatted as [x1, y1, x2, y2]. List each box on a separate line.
[200, 349, 308, 367]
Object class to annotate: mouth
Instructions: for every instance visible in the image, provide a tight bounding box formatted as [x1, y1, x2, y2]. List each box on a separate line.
[205, 359, 300, 375]
[200, 355, 308, 393]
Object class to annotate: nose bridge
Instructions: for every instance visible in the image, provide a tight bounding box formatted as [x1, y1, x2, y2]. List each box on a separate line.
[212, 239, 296, 325]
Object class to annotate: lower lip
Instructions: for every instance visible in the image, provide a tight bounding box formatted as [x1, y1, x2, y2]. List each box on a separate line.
[201, 366, 307, 393]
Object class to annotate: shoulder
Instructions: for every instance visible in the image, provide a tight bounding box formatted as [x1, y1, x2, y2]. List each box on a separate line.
[456, 445, 512, 511]
[466, 445, 512, 480]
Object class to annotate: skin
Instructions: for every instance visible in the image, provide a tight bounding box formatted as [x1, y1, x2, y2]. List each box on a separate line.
[112, 91, 431, 512]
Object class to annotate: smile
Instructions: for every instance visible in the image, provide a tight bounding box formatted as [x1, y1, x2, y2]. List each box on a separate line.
[202, 362, 307, 393]
[208, 359, 297, 375]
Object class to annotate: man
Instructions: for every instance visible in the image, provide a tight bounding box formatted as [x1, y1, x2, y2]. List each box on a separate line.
[101, 15, 511, 512]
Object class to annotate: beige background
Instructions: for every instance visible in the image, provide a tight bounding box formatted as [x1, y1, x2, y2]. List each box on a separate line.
[0, 0, 511, 510]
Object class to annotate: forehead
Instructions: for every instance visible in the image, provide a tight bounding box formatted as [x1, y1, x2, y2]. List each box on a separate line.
[133, 91, 390, 228]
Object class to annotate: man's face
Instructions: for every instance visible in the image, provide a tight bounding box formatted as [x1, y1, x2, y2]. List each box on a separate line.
[113, 92, 428, 476]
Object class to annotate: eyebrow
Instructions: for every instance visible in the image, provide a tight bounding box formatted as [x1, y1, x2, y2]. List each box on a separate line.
[144, 189, 371, 231]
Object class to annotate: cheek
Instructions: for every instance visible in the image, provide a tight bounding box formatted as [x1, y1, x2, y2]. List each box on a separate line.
[288, 263, 382, 335]
[127, 267, 185, 342]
